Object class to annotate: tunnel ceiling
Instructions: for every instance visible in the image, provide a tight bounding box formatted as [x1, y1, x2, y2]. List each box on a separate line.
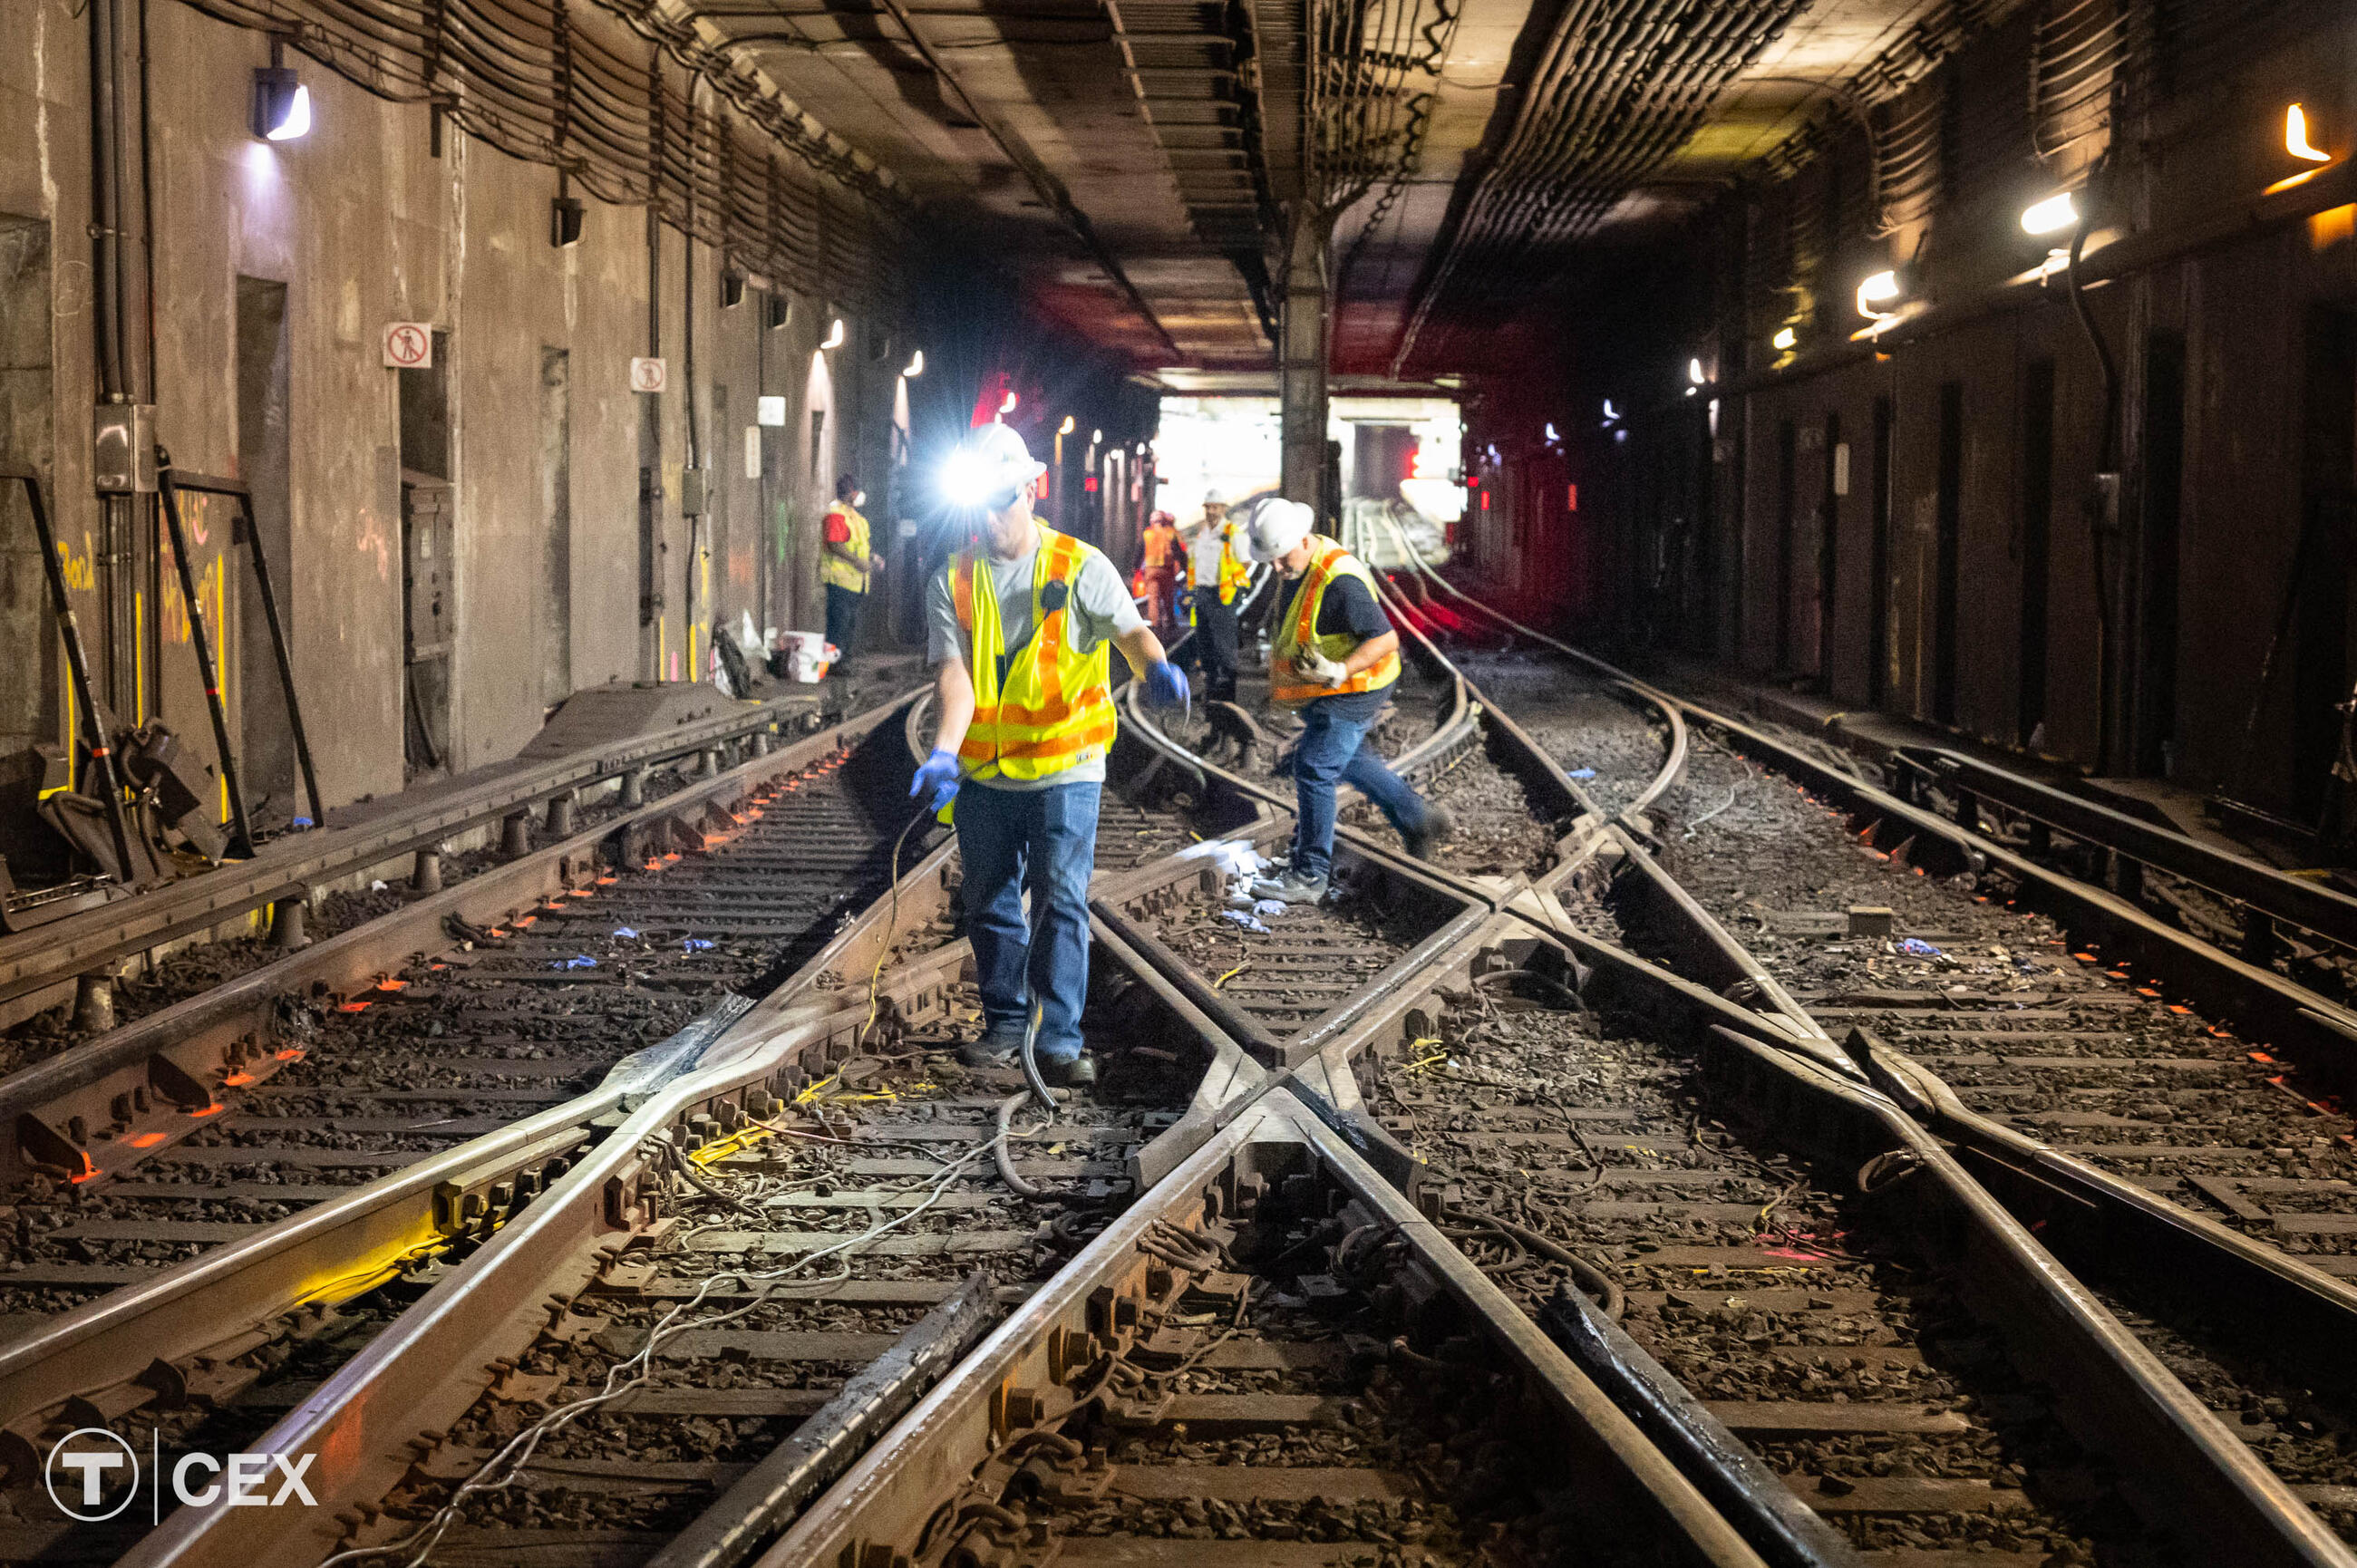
[687, 0, 1971, 377]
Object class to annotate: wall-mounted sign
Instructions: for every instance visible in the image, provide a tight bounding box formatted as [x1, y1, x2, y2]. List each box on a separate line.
[1833, 442, 1852, 497]
[744, 426, 761, 479]
[630, 357, 667, 394]
[383, 323, 432, 369]
[756, 394, 787, 427]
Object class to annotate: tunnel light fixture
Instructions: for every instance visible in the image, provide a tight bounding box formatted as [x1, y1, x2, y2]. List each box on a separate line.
[1855, 268, 1909, 324]
[2020, 191, 2081, 236]
[1058, 415, 1075, 435]
[2288, 104, 2332, 162]
[1771, 326, 1797, 351]
[901, 349, 924, 379]
[1686, 357, 1707, 385]
[252, 43, 311, 141]
[1001, 391, 1020, 416]
[1091, 429, 1102, 444]
[1601, 398, 1620, 425]
[821, 318, 846, 350]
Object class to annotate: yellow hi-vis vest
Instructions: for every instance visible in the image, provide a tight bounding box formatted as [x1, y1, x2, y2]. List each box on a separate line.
[1269, 537, 1401, 710]
[951, 528, 1117, 782]
[1188, 521, 1251, 607]
[820, 502, 871, 594]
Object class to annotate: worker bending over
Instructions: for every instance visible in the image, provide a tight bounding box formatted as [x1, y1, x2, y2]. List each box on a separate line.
[821, 475, 884, 673]
[1246, 499, 1452, 905]
[913, 425, 1189, 1086]
[1184, 489, 1250, 702]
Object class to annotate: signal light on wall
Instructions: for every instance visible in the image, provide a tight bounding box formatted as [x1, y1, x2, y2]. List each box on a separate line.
[2288, 104, 2332, 162]
[1771, 326, 1797, 351]
[821, 318, 846, 350]
[252, 43, 312, 141]
[2020, 191, 2081, 236]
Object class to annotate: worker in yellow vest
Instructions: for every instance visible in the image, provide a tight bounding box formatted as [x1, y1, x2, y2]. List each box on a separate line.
[1183, 489, 1252, 702]
[1245, 498, 1451, 904]
[914, 424, 1189, 1085]
[821, 475, 884, 674]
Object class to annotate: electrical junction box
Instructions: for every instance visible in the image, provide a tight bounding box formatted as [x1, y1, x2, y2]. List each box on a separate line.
[92, 405, 157, 493]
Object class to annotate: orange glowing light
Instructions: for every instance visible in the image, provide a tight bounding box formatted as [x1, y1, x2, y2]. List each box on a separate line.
[276, 1048, 306, 1060]
[223, 1071, 255, 1087]
[125, 1133, 168, 1149]
[516, 915, 538, 927]
[2288, 103, 2332, 162]
[378, 978, 408, 991]
[187, 1103, 225, 1118]
[338, 1000, 372, 1013]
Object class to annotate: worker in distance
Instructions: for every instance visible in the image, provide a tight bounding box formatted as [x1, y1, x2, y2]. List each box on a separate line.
[1246, 498, 1452, 905]
[1182, 488, 1250, 703]
[911, 423, 1190, 1086]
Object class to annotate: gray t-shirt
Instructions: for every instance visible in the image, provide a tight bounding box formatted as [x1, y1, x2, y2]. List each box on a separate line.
[926, 535, 1144, 789]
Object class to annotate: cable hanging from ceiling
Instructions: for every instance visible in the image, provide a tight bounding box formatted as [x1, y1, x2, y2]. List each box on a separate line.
[179, 0, 907, 311]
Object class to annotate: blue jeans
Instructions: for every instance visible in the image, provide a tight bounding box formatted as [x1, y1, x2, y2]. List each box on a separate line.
[1290, 693, 1429, 880]
[955, 779, 1101, 1063]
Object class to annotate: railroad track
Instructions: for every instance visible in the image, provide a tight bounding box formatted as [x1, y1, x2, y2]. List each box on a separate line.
[32, 579, 2357, 1568]
[0, 694, 959, 1563]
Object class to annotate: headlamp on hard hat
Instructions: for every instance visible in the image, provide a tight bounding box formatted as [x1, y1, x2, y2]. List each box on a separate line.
[941, 424, 1047, 513]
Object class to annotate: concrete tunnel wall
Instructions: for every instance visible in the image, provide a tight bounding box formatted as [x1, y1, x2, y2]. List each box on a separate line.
[0, 0, 908, 822]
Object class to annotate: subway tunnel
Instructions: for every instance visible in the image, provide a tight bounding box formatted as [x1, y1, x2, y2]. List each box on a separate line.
[10, 0, 2357, 1563]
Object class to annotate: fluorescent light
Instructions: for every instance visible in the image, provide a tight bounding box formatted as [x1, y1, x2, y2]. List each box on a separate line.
[901, 349, 923, 378]
[1771, 326, 1797, 351]
[253, 67, 310, 140]
[2021, 191, 2080, 235]
[756, 395, 786, 427]
[821, 318, 846, 350]
[1687, 357, 1707, 385]
[2288, 104, 2332, 163]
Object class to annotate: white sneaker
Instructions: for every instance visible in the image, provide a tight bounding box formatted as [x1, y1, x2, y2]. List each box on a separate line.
[1250, 868, 1329, 905]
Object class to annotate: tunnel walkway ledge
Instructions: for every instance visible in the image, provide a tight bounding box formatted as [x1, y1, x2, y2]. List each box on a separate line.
[1644, 656, 2259, 862]
[0, 654, 932, 1031]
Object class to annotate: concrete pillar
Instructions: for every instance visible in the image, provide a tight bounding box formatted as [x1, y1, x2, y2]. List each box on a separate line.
[546, 791, 577, 837]
[271, 895, 310, 950]
[1280, 205, 1334, 520]
[621, 767, 646, 807]
[501, 810, 534, 857]
[411, 847, 443, 893]
[751, 728, 772, 758]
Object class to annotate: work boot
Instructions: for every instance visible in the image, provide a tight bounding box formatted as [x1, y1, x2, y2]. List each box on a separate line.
[1401, 802, 1458, 862]
[955, 1024, 1026, 1070]
[1041, 1053, 1098, 1089]
[1251, 867, 1329, 905]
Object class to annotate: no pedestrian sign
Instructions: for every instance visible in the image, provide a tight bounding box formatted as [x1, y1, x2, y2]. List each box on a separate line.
[631, 357, 667, 394]
[382, 324, 432, 370]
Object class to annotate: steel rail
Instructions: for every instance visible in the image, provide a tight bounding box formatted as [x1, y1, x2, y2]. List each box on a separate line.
[111, 776, 1287, 1563]
[0, 696, 934, 1491]
[0, 680, 861, 1015]
[0, 695, 916, 1186]
[759, 1089, 1777, 1568]
[1122, 603, 2357, 1567]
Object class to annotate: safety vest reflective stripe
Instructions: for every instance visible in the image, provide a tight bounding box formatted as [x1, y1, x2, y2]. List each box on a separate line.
[950, 528, 1116, 780]
[1269, 537, 1402, 708]
[820, 504, 871, 593]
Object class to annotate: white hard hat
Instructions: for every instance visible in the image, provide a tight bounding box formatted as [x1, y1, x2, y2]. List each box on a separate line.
[1245, 498, 1315, 563]
[942, 423, 1047, 508]
[1202, 488, 1227, 507]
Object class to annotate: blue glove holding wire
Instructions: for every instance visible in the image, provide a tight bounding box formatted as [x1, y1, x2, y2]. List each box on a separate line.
[910, 747, 961, 811]
[1142, 660, 1190, 711]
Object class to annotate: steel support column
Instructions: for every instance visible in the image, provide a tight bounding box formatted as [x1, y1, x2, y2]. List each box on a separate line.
[1280, 206, 1333, 520]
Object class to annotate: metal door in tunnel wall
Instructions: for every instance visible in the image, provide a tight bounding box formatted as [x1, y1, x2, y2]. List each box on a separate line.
[2018, 358, 2057, 750]
[1932, 382, 1964, 727]
[236, 278, 295, 818]
[2292, 305, 2355, 828]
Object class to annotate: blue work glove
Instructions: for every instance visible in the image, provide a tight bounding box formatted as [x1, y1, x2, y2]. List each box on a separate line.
[910, 747, 961, 810]
[1142, 660, 1190, 711]
[1175, 588, 1194, 615]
